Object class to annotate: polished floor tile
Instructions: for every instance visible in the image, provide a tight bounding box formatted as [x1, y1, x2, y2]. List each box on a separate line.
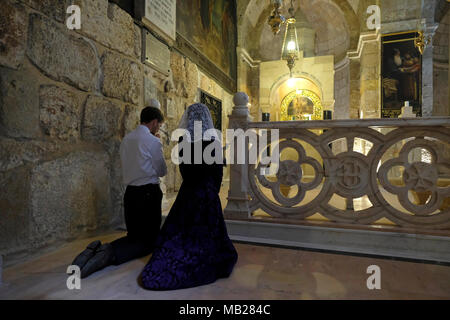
[1, 231, 449, 300]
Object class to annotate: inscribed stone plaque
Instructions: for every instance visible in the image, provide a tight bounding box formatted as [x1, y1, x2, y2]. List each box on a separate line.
[144, 30, 171, 76]
[143, 0, 176, 41]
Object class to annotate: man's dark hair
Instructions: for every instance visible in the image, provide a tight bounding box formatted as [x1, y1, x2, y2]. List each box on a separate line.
[140, 106, 164, 124]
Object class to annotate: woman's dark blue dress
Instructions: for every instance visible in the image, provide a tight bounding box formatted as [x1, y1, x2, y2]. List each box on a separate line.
[141, 141, 238, 290]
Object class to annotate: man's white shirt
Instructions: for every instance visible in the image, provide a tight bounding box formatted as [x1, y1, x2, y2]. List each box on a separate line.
[120, 125, 167, 186]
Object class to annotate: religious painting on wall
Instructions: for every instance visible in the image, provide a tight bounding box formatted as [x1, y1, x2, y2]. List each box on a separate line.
[176, 0, 237, 93]
[200, 90, 222, 131]
[381, 31, 422, 118]
[280, 90, 323, 121]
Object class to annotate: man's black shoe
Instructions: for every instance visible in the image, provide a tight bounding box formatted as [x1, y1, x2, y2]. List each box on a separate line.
[71, 240, 102, 270]
[80, 243, 114, 279]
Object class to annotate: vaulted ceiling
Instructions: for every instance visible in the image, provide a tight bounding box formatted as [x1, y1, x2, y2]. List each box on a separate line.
[239, 0, 360, 63]
[238, 0, 448, 64]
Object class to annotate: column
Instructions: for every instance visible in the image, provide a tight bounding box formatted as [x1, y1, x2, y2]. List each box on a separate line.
[224, 92, 252, 219]
[360, 39, 381, 119]
[349, 58, 361, 119]
[334, 58, 350, 120]
[421, 23, 439, 117]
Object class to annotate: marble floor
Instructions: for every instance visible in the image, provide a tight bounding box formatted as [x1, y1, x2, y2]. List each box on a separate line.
[1, 230, 449, 300]
[1, 181, 449, 300]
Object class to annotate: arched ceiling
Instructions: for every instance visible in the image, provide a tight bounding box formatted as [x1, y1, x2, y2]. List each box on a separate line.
[434, 5, 449, 63]
[239, 0, 360, 63]
[435, 0, 450, 23]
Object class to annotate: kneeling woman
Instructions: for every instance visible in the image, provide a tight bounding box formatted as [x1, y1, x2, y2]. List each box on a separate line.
[140, 103, 238, 290]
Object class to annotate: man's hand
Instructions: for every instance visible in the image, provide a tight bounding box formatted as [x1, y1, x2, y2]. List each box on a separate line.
[154, 132, 161, 139]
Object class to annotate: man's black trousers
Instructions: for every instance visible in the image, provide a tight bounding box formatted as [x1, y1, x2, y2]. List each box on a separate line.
[110, 183, 163, 265]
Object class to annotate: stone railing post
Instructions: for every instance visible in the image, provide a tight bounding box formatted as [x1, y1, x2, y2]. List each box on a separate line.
[224, 92, 252, 219]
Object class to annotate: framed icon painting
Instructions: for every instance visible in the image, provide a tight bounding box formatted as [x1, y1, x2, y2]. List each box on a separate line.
[381, 31, 422, 118]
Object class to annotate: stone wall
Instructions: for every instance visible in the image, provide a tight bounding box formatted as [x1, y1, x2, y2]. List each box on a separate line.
[359, 39, 381, 118]
[349, 59, 361, 118]
[379, 0, 421, 25]
[433, 9, 449, 116]
[0, 0, 232, 260]
[334, 61, 351, 119]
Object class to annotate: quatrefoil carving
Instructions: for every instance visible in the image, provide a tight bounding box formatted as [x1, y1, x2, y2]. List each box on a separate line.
[378, 139, 450, 216]
[276, 160, 302, 186]
[403, 162, 438, 193]
[256, 139, 323, 207]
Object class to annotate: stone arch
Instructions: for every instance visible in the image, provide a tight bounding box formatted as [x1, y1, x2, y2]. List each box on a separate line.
[435, 0, 450, 24]
[269, 71, 324, 107]
[266, 72, 325, 121]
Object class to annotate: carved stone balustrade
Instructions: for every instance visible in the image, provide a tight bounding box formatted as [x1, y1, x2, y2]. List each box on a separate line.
[224, 94, 450, 231]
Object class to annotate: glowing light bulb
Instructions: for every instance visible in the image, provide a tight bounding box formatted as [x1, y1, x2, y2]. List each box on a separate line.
[287, 78, 296, 87]
[287, 41, 296, 51]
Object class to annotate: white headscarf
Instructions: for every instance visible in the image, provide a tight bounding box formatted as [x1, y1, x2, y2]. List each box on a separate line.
[178, 103, 220, 142]
[148, 98, 161, 109]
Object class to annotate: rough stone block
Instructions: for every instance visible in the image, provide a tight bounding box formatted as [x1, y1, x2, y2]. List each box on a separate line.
[82, 95, 123, 141]
[0, 137, 60, 172]
[123, 104, 141, 135]
[101, 52, 142, 105]
[0, 62, 42, 139]
[163, 139, 175, 160]
[134, 24, 142, 60]
[71, 0, 136, 58]
[27, 13, 99, 92]
[29, 151, 112, 247]
[170, 53, 186, 83]
[104, 138, 125, 227]
[110, 162, 125, 227]
[0, 166, 32, 255]
[185, 58, 199, 100]
[0, 1, 27, 69]
[22, 0, 67, 22]
[144, 75, 158, 107]
[39, 85, 84, 141]
[165, 161, 176, 194]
